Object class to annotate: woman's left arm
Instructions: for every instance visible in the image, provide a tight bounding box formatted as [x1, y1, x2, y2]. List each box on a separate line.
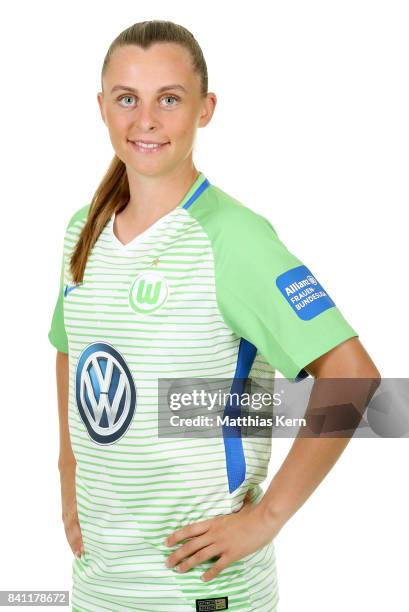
[257, 336, 381, 528]
[165, 337, 381, 581]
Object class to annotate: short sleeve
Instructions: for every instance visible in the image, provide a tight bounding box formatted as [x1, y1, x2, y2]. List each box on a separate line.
[48, 245, 68, 353]
[214, 213, 359, 380]
[48, 203, 90, 354]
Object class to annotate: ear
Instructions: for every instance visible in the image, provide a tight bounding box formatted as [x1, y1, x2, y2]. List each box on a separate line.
[198, 92, 217, 128]
[97, 92, 106, 125]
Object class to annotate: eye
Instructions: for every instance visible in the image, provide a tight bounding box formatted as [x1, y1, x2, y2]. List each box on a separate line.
[160, 95, 179, 107]
[117, 94, 136, 107]
[117, 94, 180, 108]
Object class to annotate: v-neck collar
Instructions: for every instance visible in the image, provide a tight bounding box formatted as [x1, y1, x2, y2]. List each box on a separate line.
[108, 171, 209, 251]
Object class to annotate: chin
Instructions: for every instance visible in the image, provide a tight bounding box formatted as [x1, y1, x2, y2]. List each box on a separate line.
[125, 162, 172, 177]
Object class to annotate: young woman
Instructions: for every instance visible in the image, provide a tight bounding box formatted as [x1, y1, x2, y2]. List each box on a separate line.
[49, 20, 380, 612]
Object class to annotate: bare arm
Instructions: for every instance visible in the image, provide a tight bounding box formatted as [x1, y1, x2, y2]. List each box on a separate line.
[56, 351, 75, 470]
[163, 342, 381, 583]
[259, 337, 381, 527]
[54, 350, 84, 559]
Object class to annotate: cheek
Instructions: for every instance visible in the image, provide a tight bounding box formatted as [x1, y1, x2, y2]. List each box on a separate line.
[168, 112, 197, 140]
[106, 111, 130, 133]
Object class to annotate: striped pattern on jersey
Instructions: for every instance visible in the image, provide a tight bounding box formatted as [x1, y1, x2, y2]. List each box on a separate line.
[59, 173, 279, 611]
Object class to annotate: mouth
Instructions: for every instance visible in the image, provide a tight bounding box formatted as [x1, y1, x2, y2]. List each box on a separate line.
[128, 139, 170, 154]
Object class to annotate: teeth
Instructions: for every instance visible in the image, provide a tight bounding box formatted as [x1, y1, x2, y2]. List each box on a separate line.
[133, 141, 164, 148]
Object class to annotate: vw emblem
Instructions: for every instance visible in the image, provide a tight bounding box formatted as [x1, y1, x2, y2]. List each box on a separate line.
[75, 342, 136, 444]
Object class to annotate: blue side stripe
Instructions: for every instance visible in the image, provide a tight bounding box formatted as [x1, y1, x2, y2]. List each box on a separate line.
[223, 338, 257, 493]
[182, 178, 210, 209]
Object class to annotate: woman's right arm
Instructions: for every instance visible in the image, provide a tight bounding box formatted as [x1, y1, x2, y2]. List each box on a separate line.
[55, 350, 84, 559]
[56, 351, 74, 469]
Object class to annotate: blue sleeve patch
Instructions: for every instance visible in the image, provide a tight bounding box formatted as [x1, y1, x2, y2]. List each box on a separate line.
[275, 264, 335, 320]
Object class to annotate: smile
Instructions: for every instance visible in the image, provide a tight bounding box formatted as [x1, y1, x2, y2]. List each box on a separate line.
[128, 140, 170, 153]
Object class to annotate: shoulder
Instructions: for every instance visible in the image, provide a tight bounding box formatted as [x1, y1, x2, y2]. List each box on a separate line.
[192, 181, 302, 276]
[66, 203, 91, 232]
[194, 182, 282, 247]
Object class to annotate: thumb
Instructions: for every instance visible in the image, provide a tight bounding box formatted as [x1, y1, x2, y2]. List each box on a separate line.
[241, 490, 253, 509]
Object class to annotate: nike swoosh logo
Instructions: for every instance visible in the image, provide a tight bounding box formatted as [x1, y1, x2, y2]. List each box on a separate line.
[64, 284, 82, 297]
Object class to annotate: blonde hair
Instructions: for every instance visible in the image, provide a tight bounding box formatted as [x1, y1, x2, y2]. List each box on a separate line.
[69, 20, 208, 284]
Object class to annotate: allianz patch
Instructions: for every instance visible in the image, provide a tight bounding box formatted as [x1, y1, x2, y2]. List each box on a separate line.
[275, 264, 335, 320]
[195, 596, 228, 611]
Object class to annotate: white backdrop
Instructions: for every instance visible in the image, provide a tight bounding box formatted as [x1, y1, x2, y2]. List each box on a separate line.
[0, 1, 407, 610]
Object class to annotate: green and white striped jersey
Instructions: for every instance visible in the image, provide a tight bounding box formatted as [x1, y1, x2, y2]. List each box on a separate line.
[49, 171, 358, 611]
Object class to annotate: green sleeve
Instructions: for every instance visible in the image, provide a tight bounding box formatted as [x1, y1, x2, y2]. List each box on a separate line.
[48, 203, 90, 354]
[48, 246, 68, 353]
[190, 190, 359, 380]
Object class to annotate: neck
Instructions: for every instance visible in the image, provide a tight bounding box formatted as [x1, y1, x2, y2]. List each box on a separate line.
[123, 162, 200, 222]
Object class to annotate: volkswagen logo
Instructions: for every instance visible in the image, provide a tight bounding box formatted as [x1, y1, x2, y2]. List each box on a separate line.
[75, 342, 136, 444]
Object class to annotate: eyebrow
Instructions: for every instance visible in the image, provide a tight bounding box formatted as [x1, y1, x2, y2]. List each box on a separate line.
[110, 84, 188, 94]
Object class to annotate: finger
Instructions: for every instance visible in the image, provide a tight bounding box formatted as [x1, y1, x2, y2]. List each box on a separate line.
[166, 534, 212, 568]
[72, 538, 84, 558]
[244, 490, 253, 504]
[175, 544, 221, 573]
[165, 519, 212, 546]
[201, 555, 230, 582]
[74, 529, 84, 555]
[242, 490, 254, 505]
[64, 519, 84, 557]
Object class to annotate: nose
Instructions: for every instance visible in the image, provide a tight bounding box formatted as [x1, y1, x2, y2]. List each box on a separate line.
[133, 101, 161, 132]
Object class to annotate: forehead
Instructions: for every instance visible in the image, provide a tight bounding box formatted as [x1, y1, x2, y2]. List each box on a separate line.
[103, 43, 196, 89]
